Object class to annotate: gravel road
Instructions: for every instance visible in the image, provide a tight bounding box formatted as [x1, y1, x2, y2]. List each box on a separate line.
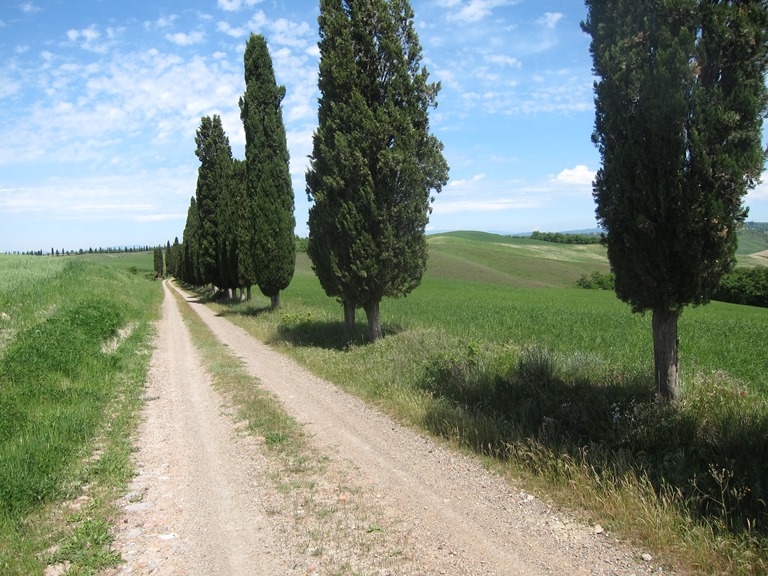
[104, 280, 670, 575]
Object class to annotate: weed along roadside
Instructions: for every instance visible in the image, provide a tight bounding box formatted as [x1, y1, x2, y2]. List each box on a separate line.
[0, 254, 162, 575]
[199, 232, 768, 576]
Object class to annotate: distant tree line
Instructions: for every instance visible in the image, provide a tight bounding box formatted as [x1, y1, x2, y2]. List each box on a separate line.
[4, 246, 158, 256]
[530, 231, 601, 245]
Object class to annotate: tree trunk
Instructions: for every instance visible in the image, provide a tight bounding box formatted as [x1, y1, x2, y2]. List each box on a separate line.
[652, 307, 681, 403]
[246, 286, 252, 301]
[343, 300, 356, 335]
[364, 300, 383, 342]
[270, 292, 280, 310]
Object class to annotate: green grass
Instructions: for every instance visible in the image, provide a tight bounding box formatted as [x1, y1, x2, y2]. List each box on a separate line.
[736, 228, 768, 256]
[75, 250, 155, 274]
[204, 233, 768, 575]
[0, 256, 161, 575]
[427, 232, 610, 288]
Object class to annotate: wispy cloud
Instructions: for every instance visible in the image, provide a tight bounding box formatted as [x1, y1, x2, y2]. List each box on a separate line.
[484, 54, 521, 68]
[165, 30, 205, 46]
[20, 2, 41, 14]
[434, 197, 541, 214]
[0, 169, 194, 221]
[66, 25, 123, 53]
[144, 15, 178, 30]
[217, 0, 263, 11]
[447, 173, 486, 188]
[538, 12, 563, 29]
[446, 0, 520, 23]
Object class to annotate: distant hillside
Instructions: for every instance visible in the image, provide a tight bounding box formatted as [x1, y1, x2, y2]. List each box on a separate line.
[737, 222, 768, 260]
[426, 231, 609, 289]
[423, 226, 767, 290]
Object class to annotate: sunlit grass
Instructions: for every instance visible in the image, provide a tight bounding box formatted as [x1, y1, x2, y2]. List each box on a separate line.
[0, 256, 161, 575]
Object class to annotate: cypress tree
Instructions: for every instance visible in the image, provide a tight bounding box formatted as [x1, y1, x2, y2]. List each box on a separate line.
[239, 34, 296, 310]
[194, 114, 233, 288]
[231, 158, 257, 300]
[306, 0, 448, 341]
[153, 247, 164, 279]
[583, 0, 768, 401]
[181, 197, 203, 286]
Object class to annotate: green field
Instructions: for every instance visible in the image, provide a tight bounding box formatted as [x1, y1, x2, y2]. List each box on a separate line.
[207, 231, 768, 575]
[0, 254, 161, 575]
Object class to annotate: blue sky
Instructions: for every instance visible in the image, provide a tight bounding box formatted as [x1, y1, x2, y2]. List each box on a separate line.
[1, 0, 766, 253]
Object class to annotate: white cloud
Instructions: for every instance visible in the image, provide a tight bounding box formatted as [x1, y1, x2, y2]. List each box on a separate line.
[447, 0, 519, 23]
[217, 0, 262, 11]
[448, 173, 486, 188]
[485, 54, 521, 68]
[0, 46, 246, 169]
[145, 15, 178, 30]
[538, 12, 563, 29]
[747, 173, 768, 200]
[165, 31, 206, 46]
[65, 25, 121, 53]
[67, 25, 100, 43]
[217, 21, 247, 38]
[270, 18, 312, 48]
[554, 165, 595, 186]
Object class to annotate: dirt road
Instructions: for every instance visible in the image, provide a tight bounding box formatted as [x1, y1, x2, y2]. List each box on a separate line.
[105, 281, 665, 575]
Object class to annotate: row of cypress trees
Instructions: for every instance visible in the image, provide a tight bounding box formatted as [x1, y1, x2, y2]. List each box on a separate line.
[174, 35, 295, 310]
[173, 1, 449, 339]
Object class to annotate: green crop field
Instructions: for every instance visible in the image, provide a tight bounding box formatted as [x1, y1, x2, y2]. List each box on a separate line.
[0, 255, 161, 575]
[75, 250, 155, 273]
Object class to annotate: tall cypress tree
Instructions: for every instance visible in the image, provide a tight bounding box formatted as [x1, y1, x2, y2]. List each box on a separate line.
[239, 34, 296, 310]
[181, 197, 203, 286]
[306, 0, 448, 341]
[583, 0, 768, 401]
[194, 114, 233, 288]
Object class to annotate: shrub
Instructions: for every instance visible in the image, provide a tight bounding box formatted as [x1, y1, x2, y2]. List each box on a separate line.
[713, 266, 768, 308]
[576, 270, 615, 290]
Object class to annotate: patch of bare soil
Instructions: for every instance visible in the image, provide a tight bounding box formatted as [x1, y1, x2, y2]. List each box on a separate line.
[104, 281, 672, 575]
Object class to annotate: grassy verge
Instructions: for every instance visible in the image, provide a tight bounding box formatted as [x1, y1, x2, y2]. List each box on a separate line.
[197, 257, 768, 575]
[0, 257, 161, 575]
